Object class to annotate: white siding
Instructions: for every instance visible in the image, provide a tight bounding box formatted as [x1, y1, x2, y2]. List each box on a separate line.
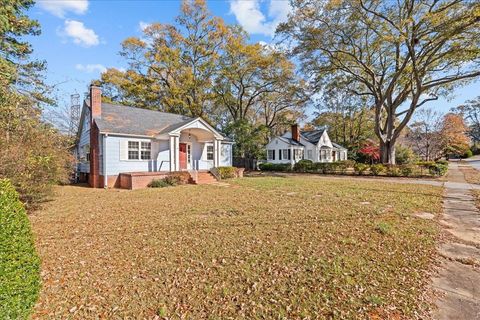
[77, 107, 91, 173]
[265, 137, 294, 164]
[220, 143, 232, 166]
[104, 135, 161, 175]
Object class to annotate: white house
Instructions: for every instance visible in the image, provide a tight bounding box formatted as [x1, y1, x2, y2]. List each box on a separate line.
[75, 85, 233, 189]
[265, 125, 347, 166]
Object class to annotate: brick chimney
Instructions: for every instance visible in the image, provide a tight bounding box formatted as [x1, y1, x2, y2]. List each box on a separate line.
[90, 85, 102, 120]
[291, 124, 300, 142]
[89, 84, 101, 188]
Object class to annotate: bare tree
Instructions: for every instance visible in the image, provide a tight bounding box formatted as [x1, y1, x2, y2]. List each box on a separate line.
[405, 108, 444, 161]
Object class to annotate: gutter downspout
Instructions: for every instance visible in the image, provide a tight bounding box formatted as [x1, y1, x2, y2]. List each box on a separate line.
[103, 134, 108, 189]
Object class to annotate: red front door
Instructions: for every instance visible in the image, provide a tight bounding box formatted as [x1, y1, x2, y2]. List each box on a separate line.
[179, 143, 187, 170]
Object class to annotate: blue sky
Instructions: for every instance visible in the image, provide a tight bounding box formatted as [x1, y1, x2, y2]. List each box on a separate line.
[29, 0, 479, 118]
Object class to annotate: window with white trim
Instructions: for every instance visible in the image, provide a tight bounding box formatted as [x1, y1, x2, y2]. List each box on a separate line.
[206, 145, 214, 160]
[282, 149, 289, 160]
[267, 149, 275, 160]
[128, 141, 139, 160]
[140, 142, 151, 160]
[294, 149, 304, 160]
[320, 149, 326, 161]
[307, 150, 313, 160]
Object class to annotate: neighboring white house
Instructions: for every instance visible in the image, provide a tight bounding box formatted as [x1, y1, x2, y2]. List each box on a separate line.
[76, 85, 233, 188]
[265, 125, 347, 165]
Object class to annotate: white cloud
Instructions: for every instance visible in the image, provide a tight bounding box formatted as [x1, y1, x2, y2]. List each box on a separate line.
[75, 63, 106, 73]
[61, 20, 99, 47]
[37, 0, 88, 18]
[139, 21, 151, 31]
[229, 0, 292, 37]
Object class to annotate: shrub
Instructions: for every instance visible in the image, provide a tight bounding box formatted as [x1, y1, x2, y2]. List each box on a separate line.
[164, 175, 180, 186]
[311, 162, 328, 174]
[148, 179, 171, 188]
[354, 163, 369, 175]
[334, 160, 354, 174]
[217, 166, 236, 179]
[293, 160, 313, 172]
[463, 149, 473, 158]
[0, 179, 40, 319]
[370, 164, 386, 176]
[167, 172, 190, 185]
[400, 165, 415, 177]
[436, 159, 449, 166]
[386, 165, 401, 177]
[258, 163, 291, 171]
[429, 163, 448, 176]
[395, 145, 417, 164]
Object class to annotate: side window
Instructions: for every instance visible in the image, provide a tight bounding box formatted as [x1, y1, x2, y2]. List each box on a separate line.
[128, 141, 139, 160]
[267, 149, 274, 160]
[206, 145, 214, 160]
[140, 142, 151, 160]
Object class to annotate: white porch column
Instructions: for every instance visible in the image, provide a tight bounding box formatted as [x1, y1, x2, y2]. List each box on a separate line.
[169, 136, 175, 171]
[174, 136, 180, 171]
[290, 146, 294, 167]
[217, 140, 222, 167]
[213, 139, 218, 168]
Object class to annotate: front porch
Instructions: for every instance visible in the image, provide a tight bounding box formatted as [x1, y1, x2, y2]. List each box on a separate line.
[157, 118, 232, 172]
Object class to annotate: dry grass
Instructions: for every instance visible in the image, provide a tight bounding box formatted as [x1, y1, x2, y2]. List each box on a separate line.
[459, 164, 480, 184]
[30, 176, 442, 319]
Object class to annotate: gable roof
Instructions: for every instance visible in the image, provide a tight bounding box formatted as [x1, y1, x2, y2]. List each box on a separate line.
[332, 142, 347, 150]
[278, 136, 304, 146]
[300, 129, 326, 145]
[86, 100, 197, 137]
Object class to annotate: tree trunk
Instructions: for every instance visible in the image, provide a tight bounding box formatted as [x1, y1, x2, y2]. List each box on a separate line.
[380, 140, 396, 164]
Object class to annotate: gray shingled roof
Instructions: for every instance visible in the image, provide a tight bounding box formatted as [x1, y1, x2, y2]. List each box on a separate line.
[278, 136, 304, 146]
[91, 101, 195, 136]
[332, 142, 347, 150]
[300, 129, 326, 144]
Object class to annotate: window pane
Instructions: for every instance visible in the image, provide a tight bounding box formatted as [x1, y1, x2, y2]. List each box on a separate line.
[141, 142, 151, 150]
[128, 151, 138, 160]
[128, 141, 139, 159]
[207, 145, 214, 160]
[141, 151, 151, 160]
[128, 141, 139, 150]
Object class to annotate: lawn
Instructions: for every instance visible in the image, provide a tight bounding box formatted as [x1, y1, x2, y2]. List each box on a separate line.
[30, 176, 442, 319]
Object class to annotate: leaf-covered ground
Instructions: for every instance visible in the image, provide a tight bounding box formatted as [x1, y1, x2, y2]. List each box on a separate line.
[30, 176, 442, 319]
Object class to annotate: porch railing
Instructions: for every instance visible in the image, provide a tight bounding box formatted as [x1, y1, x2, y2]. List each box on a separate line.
[209, 167, 221, 181]
[158, 160, 170, 171]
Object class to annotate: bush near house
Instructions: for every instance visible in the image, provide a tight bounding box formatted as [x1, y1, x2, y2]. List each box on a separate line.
[261, 159, 448, 177]
[148, 172, 191, 188]
[216, 166, 237, 179]
[370, 164, 386, 176]
[0, 179, 40, 319]
[258, 163, 292, 171]
[354, 163, 369, 175]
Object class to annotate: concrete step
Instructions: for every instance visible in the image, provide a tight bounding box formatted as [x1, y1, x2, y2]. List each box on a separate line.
[190, 171, 218, 184]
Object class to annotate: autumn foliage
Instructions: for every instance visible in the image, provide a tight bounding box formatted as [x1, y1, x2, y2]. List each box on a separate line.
[440, 113, 470, 156]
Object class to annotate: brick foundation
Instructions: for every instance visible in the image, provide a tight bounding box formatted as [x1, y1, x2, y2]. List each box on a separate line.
[118, 172, 170, 190]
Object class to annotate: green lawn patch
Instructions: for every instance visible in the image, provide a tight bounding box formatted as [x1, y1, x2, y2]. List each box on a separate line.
[0, 179, 40, 319]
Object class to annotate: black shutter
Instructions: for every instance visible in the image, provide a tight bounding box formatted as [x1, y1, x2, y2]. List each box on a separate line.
[279, 149, 282, 160]
[288, 149, 291, 160]
[273, 150, 275, 160]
